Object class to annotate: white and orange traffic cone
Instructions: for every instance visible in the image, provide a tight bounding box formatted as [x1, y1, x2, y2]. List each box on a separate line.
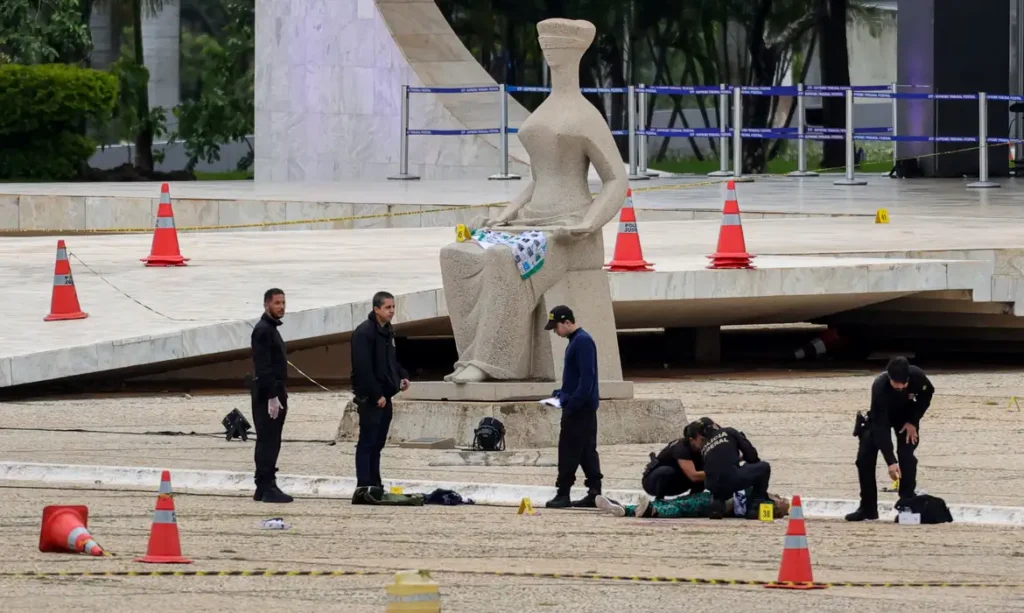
[136, 471, 192, 564]
[44, 240, 88, 321]
[707, 180, 755, 269]
[605, 189, 654, 272]
[765, 495, 826, 590]
[141, 184, 188, 267]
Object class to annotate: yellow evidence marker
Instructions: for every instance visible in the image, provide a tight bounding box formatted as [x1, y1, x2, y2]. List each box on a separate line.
[875, 209, 890, 224]
[1009, 396, 1021, 412]
[455, 223, 471, 242]
[759, 502, 774, 523]
[517, 497, 535, 515]
[390, 486, 404, 495]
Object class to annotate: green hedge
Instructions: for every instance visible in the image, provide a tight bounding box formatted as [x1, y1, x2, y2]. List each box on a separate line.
[0, 64, 118, 180]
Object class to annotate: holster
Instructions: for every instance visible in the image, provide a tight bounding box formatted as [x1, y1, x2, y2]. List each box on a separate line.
[641, 452, 659, 478]
[853, 411, 868, 437]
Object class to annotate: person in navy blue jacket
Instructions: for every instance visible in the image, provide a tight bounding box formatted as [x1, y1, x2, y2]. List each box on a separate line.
[543, 305, 603, 509]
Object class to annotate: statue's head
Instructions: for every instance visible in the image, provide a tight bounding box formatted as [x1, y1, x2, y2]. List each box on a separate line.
[537, 18, 595, 67]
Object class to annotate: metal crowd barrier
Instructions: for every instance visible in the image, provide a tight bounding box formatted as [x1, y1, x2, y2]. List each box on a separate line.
[386, 82, 1022, 190]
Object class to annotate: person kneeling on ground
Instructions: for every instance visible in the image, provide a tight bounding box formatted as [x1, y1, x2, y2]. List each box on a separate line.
[640, 419, 712, 500]
[689, 419, 771, 519]
[596, 489, 790, 519]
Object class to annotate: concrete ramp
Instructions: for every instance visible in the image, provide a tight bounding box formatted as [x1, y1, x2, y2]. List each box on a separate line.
[255, 0, 530, 182]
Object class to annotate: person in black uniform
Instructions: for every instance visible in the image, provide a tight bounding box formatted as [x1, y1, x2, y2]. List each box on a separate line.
[543, 306, 603, 509]
[351, 291, 410, 489]
[846, 357, 934, 521]
[641, 421, 710, 499]
[250, 288, 293, 503]
[689, 420, 770, 519]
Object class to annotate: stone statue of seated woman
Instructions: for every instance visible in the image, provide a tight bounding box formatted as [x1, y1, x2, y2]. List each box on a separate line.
[439, 17, 628, 384]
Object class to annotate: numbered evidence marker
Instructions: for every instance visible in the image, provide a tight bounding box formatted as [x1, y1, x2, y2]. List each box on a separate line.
[759, 502, 774, 523]
[455, 224, 471, 242]
[517, 497, 536, 516]
[390, 486, 404, 495]
[875, 208, 890, 224]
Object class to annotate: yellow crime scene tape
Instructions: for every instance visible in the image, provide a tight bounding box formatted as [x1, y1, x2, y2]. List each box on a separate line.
[0, 141, 1003, 236]
[1, 568, 1021, 589]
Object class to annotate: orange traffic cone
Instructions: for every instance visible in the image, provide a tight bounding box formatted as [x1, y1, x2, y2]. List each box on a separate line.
[44, 240, 88, 321]
[765, 495, 826, 590]
[707, 180, 755, 269]
[605, 189, 654, 272]
[39, 505, 104, 556]
[141, 183, 188, 267]
[135, 470, 192, 564]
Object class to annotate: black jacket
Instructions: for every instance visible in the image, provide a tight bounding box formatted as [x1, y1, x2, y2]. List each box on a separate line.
[701, 427, 760, 490]
[251, 312, 288, 399]
[351, 312, 408, 401]
[868, 366, 935, 466]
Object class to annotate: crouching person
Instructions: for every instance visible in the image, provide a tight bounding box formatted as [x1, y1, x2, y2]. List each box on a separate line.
[689, 419, 771, 519]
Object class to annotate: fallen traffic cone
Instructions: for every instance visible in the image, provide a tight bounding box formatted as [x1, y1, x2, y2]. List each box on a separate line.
[765, 495, 826, 590]
[135, 470, 192, 564]
[141, 183, 188, 267]
[39, 505, 105, 556]
[605, 189, 654, 272]
[44, 240, 88, 321]
[707, 180, 755, 269]
[794, 328, 844, 360]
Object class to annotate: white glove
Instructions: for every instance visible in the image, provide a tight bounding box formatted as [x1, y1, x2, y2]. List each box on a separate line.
[268, 397, 282, 419]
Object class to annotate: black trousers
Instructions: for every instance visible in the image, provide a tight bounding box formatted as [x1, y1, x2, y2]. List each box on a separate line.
[555, 410, 603, 494]
[856, 424, 919, 507]
[709, 462, 771, 504]
[251, 393, 288, 487]
[355, 398, 393, 488]
[642, 465, 699, 499]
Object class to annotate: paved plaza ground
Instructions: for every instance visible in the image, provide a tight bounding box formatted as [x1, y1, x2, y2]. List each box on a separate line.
[2, 370, 1023, 611]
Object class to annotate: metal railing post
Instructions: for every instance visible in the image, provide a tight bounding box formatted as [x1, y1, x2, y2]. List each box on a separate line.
[967, 91, 1000, 189]
[731, 86, 753, 182]
[708, 83, 733, 177]
[627, 85, 649, 180]
[887, 81, 898, 175]
[387, 84, 420, 181]
[489, 84, 521, 181]
[638, 83, 657, 177]
[788, 83, 818, 177]
[833, 88, 867, 186]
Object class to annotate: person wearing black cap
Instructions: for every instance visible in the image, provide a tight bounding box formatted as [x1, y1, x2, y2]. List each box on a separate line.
[846, 357, 934, 521]
[543, 305, 603, 509]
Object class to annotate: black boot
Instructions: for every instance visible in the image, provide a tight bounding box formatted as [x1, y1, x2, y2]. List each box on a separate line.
[708, 499, 726, 520]
[545, 493, 572, 508]
[261, 484, 294, 503]
[844, 506, 879, 521]
[572, 490, 600, 508]
[253, 486, 265, 501]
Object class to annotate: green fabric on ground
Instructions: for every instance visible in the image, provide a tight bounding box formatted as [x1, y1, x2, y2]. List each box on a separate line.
[625, 492, 713, 518]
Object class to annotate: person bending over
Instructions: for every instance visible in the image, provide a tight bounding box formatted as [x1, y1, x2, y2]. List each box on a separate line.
[690, 420, 771, 519]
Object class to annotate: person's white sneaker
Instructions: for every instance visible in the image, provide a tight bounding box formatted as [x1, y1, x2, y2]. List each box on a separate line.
[634, 495, 651, 519]
[595, 495, 625, 517]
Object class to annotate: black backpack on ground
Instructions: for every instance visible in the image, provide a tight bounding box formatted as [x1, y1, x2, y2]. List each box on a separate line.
[894, 494, 954, 524]
[473, 417, 506, 451]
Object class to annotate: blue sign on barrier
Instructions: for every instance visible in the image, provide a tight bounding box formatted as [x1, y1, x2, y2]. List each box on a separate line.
[580, 87, 629, 94]
[507, 86, 552, 93]
[987, 94, 1024, 102]
[407, 128, 502, 136]
[407, 86, 500, 94]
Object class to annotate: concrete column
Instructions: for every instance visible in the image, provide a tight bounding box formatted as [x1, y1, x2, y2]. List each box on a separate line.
[142, 0, 181, 132]
[664, 327, 721, 365]
[88, 4, 117, 69]
[693, 327, 721, 364]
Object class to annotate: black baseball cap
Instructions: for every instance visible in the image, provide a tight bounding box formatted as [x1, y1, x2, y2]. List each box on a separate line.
[544, 305, 575, 330]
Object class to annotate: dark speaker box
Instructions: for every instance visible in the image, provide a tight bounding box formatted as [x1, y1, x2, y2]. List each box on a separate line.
[896, 0, 1010, 178]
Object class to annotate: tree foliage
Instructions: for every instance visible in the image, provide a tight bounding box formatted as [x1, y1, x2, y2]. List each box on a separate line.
[439, 0, 878, 172]
[171, 0, 254, 171]
[0, 0, 92, 65]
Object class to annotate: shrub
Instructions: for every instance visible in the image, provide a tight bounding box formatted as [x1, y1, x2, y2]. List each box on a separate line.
[0, 64, 118, 179]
